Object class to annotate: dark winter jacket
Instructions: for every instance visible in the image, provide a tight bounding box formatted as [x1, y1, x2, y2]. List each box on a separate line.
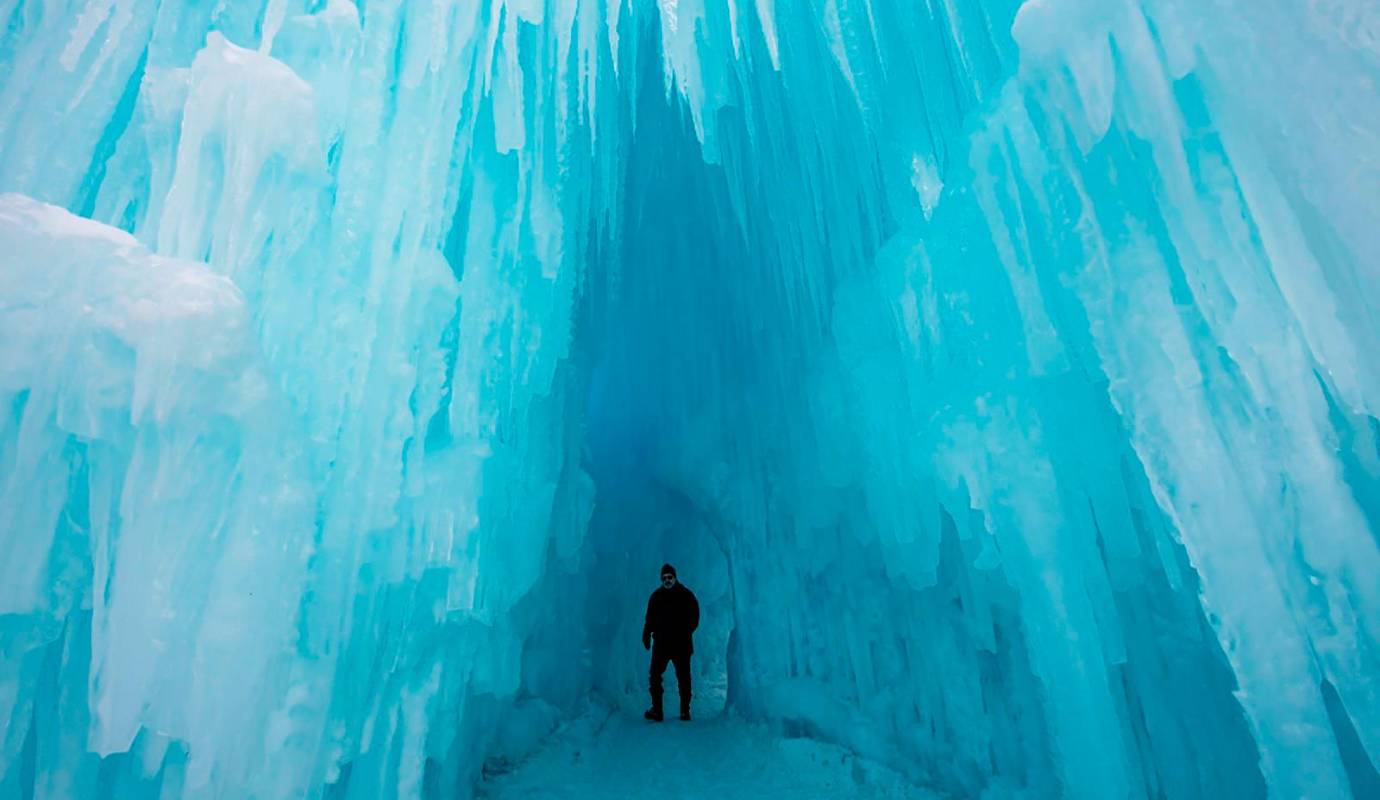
[642, 584, 700, 654]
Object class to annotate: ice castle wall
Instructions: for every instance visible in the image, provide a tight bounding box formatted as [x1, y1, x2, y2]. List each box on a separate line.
[3, 2, 629, 796]
[2, 1, 1379, 798]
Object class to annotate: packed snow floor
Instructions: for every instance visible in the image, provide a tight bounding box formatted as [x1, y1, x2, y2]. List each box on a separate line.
[478, 698, 938, 799]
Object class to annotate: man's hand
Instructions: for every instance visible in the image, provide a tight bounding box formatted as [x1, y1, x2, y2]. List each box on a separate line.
[642, 632, 651, 650]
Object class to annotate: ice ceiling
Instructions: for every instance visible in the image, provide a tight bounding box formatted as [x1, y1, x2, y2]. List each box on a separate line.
[1, 1, 1379, 798]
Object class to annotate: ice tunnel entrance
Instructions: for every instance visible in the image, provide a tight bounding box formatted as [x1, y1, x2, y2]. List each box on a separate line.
[559, 24, 771, 724]
[578, 451, 735, 718]
[544, 5, 1287, 795]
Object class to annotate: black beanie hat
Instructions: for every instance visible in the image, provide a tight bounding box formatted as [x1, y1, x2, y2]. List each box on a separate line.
[661, 563, 677, 578]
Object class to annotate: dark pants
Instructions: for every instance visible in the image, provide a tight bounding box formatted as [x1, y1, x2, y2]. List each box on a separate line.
[649, 645, 692, 713]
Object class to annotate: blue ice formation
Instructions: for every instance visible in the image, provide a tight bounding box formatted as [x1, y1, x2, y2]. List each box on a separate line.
[2, 1, 1379, 798]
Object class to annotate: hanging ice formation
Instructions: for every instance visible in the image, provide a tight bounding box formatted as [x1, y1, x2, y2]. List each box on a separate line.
[2, 0, 1379, 798]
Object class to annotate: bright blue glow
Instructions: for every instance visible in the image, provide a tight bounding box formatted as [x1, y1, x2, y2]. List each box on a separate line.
[2, 1, 1379, 798]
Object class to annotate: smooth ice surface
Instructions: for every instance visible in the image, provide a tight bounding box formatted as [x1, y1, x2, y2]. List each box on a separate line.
[2, 1, 1380, 799]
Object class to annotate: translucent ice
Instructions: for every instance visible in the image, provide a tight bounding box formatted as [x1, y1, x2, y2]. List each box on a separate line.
[0, 193, 313, 795]
[2, 1, 1379, 799]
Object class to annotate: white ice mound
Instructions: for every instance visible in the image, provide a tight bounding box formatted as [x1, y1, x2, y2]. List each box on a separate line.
[0, 194, 313, 793]
[0, 193, 267, 435]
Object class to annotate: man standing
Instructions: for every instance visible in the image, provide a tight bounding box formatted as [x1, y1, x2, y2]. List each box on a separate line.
[642, 563, 700, 721]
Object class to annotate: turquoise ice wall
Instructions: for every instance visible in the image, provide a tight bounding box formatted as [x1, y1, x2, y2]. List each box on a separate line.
[2, 1, 1379, 798]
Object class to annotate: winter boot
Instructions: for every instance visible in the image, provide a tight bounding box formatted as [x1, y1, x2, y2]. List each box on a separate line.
[679, 700, 691, 721]
[644, 707, 663, 722]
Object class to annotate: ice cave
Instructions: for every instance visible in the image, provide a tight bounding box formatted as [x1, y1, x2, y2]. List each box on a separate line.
[1, 1, 1379, 798]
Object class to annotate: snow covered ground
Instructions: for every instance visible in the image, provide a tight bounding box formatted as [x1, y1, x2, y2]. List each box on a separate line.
[478, 704, 937, 800]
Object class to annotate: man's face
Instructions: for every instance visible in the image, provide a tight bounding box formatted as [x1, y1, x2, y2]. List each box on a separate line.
[661, 573, 676, 588]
